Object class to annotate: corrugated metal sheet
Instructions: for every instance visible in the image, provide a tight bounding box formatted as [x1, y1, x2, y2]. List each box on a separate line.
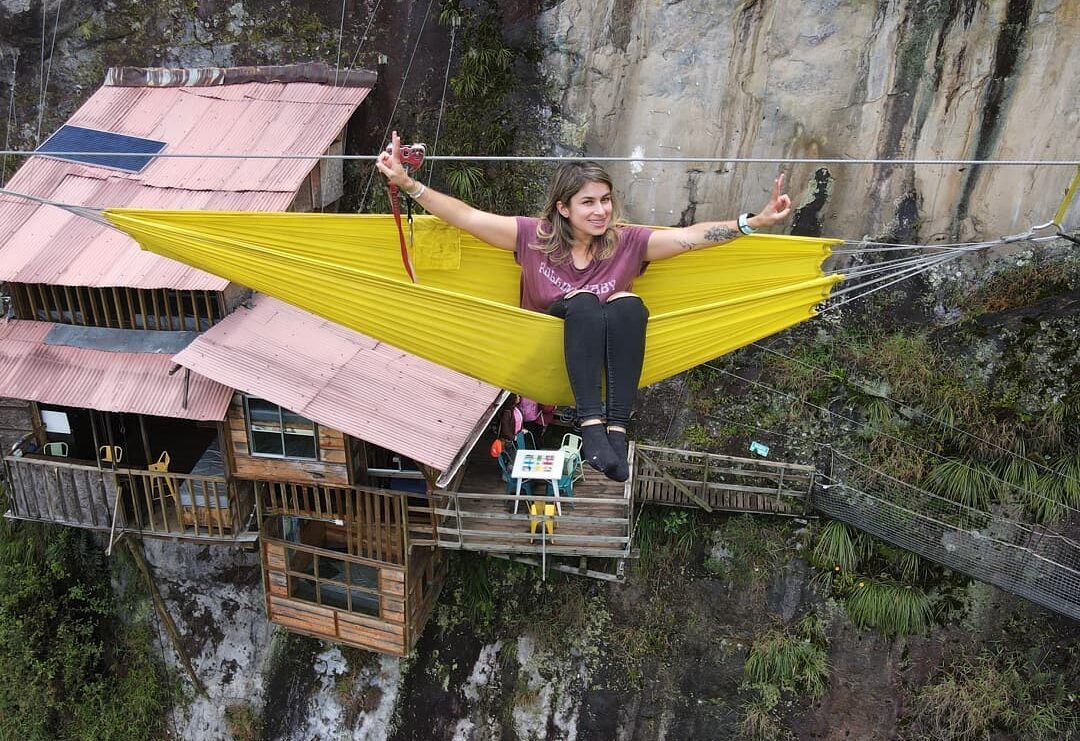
[0, 78, 371, 289]
[173, 295, 503, 472]
[0, 319, 232, 421]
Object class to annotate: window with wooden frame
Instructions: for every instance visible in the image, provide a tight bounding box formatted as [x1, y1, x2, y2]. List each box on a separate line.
[267, 515, 382, 617]
[244, 397, 319, 460]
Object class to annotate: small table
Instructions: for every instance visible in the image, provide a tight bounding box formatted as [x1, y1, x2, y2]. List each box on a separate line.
[511, 448, 566, 516]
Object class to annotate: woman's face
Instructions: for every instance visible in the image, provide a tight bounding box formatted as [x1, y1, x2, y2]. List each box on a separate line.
[557, 180, 612, 242]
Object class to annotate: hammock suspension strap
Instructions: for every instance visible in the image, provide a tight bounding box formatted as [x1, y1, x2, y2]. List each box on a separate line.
[384, 141, 426, 283]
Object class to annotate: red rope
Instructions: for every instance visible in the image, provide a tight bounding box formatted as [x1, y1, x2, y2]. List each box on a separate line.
[388, 182, 417, 283]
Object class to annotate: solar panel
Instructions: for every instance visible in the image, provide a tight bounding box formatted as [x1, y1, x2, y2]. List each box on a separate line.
[35, 125, 166, 173]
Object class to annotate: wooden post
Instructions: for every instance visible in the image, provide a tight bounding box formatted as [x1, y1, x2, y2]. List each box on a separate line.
[123, 537, 208, 697]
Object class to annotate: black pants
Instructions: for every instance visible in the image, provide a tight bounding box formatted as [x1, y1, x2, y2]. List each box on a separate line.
[548, 292, 649, 427]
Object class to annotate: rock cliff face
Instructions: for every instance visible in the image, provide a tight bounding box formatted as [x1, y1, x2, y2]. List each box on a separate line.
[539, 0, 1080, 242]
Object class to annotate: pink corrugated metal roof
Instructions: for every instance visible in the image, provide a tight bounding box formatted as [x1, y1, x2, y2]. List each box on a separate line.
[0, 319, 232, 420]
[0, 77, 371, 289]
[173, 295, 503, 471]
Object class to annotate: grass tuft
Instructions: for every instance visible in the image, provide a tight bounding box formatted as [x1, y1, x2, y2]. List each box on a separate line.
[744, 615, 830, 700]
[844, 578, 931, 636]
[909, 653, 1078, 740]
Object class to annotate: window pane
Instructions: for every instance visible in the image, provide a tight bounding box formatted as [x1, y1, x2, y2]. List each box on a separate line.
[247, 398, 280, 426]
[252, 431, 284, 456]
[318, 555, 347, 583]
[346, 562, 379, 589]
[281, 409, 315, 432]
[286, 548, 315, 576]
[320, 582, 349, 610]
[290, 576, 317, 603]
[284, 433, 317, 459]
[349, 589, 380, 616]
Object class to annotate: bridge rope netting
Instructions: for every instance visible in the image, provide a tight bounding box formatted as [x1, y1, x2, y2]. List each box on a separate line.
[817, 450, 1080, 620]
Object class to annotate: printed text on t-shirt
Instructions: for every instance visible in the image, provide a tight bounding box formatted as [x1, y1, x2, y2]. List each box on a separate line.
[538, 261, 616, 297]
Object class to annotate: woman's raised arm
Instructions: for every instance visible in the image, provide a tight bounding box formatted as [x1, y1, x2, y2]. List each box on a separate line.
[644, 173, 792, 261]
[375, 131, 518, 251]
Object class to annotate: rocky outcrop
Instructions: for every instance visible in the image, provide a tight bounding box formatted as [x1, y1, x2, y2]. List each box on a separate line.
[539, 0, 1080, 243]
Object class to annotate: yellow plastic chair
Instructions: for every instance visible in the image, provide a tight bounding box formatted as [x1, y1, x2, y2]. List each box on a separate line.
[529, 501, 556, 542]
[148, 451, 178, 505]
[98, 445, 123, 463]
[42, 441, 68, 457]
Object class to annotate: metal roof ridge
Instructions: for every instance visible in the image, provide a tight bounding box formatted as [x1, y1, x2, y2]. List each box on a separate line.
[104, 63, 377, 89]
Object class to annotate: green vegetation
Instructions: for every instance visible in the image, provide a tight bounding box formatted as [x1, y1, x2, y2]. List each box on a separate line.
[744, 615, 829, 699]
[224, 701, 262, 741]
[635, 507, 699, 564]
[844, 578, 931, 636]
[0, 500, 170, 739]
[416, 0, 547, 215]
[808, 517, 937, 637]
[434, 553, 602, 656]
[908, 652, 1078, 740]
[808, 520, 868, 574]
[963, 258, 1071, 316]
[739, 614, 829, 740]
[739, 682, 790, 741]
[703, 513, 790, 589]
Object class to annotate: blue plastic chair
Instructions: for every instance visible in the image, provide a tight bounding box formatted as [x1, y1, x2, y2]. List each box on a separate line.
[557, 451, 583, 499]
[497, 451, 532, 497]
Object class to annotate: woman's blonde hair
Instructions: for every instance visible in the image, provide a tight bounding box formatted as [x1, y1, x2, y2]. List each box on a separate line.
[532, 161, 623, 264]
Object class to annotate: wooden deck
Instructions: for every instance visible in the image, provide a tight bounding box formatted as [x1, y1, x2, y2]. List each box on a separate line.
[423, 444, 635, 558]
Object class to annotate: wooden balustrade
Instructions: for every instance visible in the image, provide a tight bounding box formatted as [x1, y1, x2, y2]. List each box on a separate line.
[3, 455, 244, 540]
[258, 481, 409, 566]
[117, 469, 238, 538]
[633, 444, 816, 514]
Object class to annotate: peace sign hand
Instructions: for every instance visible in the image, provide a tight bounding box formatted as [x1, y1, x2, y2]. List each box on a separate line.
[374, 130, 411, 189]
[757, 173, 793, 227]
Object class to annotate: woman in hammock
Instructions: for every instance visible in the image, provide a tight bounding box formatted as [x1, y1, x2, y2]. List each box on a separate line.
[376, 132, 791, 481]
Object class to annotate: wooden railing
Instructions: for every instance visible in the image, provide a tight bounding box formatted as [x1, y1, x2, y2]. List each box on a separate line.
[634, 445, 816, 515]
[3, 454, 247, 541]
[428, 489, 635, 558]
[258, 480, 410, 566]
[116, 468, 239, 538]
[3, 455, 118, 528]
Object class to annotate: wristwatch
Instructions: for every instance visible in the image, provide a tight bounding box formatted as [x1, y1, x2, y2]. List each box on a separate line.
[738, 212, 757, 235]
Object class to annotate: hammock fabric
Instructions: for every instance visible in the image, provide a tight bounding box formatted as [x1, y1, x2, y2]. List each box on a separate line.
[103, 210, 842, 405]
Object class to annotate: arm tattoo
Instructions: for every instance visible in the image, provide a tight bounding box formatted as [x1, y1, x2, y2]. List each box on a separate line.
[703, 225, 739, 244]
[678, 239, 697, 251]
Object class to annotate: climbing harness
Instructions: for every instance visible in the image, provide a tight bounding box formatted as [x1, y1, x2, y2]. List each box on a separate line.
[385, 140, 426, 282]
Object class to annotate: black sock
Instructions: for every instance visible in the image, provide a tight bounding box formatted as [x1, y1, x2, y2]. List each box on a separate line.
[606, 429, 629, 482]
[580, 424, 623, 480]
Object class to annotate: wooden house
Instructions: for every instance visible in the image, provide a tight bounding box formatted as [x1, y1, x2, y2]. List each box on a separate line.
[0, 64, 506, 655]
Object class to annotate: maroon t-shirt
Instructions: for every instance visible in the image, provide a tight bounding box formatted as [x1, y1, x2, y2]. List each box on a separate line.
[514, 216, 653, 312]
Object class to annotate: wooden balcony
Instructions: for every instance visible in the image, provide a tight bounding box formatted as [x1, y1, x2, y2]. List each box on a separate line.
[257, 480, 412, 565]
[419, 445, 635, 559]
[2, 453, 253, 543]
[257, 484, 445, 656]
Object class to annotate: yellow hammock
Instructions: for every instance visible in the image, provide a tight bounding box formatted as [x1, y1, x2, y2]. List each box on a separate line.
[103, 210, 843, 405]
